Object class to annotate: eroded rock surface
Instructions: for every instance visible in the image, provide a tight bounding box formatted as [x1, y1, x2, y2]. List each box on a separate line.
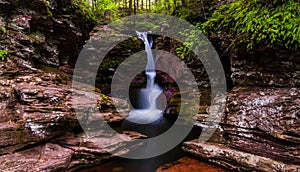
[183, 140, 300, 172]
[0, 143, 73, 172]
[0, 0, 94, 67]
[0, 130, 145, 172]
[0, 68, 135, 170]
[0, 0, 139, 171]
[183, 48, 300, 171]
[231, 50, 300, 87]
[224, 87, 300, 165]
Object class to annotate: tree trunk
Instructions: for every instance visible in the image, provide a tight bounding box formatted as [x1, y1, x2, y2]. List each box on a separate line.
[148, 0, 150, 10]
[134, 0, 136, 14]
[141, 0, 143, 10]
[129, 0, 132, 15]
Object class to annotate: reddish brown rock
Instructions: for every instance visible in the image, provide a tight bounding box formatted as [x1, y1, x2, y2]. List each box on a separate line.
[186, 87, 300, 170]
[53, 130, 146, 171]
[224, 87, 300, 164]
[183, 140, 300, 172]
[0, 143, 73, 172]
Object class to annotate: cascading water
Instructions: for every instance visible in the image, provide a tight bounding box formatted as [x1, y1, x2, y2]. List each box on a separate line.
[82, 31, 205, 172]
[125, 31, 164, 124]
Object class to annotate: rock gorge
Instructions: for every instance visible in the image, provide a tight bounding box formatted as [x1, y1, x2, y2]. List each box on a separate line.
[0, 0, 299, 171]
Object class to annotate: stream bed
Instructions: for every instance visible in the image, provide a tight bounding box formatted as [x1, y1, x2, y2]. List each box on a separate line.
[80, 155, 227, 172]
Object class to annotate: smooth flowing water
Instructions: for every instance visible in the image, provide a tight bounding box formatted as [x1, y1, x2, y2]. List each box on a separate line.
[80, 32, 227, 172]
[125, 31, 164, 125]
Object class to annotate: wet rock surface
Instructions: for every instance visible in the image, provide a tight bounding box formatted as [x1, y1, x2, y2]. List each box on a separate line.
[0, 60, 136, 170]
[0, 130, 145, 172]
[0, 1, 299, 170]
[183, 140, 300, 172]
[0, 143, 73, 172]
[183, 46, 300, 170]
[224, 87, 300, 165]
[0, 69, 77, 154]
[0, 1, 138, 171]
[0, 0, 94, 67]
[54, 130, 146, 171]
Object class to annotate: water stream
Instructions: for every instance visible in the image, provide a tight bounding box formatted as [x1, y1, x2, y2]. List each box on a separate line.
[80, 32, 226, 172]
[125, 31, 164, 125]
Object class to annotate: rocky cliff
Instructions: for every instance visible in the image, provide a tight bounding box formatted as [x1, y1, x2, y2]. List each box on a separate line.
[0, 0, 95, 67]
[183, 47, 300, 171]
[0, 0, 299, 171]
[0, 0, 139, 171]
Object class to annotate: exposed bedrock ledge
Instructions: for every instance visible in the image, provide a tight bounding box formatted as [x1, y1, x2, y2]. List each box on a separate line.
[0, 143, 73, 172]
[0, 71, 136, 171]
[0, 61, 130, 154]
[184, 86, 299, 171]
[0, 130, 145, 172]
[183, 140, 300, 172]
[223, 87, 300, 165]
[225, 87, 299, 143]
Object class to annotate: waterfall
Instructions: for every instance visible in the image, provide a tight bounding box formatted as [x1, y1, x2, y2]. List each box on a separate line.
[125, 31, 164, 124]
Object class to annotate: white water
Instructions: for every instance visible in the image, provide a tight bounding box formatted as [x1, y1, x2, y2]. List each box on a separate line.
[125, 31, 163, 124]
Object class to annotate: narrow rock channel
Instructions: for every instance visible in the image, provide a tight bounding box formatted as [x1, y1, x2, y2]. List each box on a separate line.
[0, 0, 299, 171]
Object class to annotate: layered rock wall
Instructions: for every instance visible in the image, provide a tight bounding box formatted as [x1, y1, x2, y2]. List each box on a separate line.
[0, 1, 138, 171]
[183, 47, 300, 171]
[0, 0, 93, 67]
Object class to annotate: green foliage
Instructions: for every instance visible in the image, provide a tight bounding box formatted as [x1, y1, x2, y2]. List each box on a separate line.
[92, 0, 119, 20]
[175, 27, 209, 59]
[72, 0, 120, 23]
[0, 50, 9, 61]
[0, 26, 6, 34]
[165, 0, 215, 59]
[47, 8, 53, 16]
[176, 41, 193, 59]
[101, 93, 109, 100]
[152, 1, 176, 14]
[201, 0, 300, 50]
[173, 0, 215, 24]
[135, 21, 160, 31]
[72, 0, 97, 24]
[40, 0, 52, 16]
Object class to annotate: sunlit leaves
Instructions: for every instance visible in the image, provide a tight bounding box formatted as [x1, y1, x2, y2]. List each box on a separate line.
[201, 0, 300, 51]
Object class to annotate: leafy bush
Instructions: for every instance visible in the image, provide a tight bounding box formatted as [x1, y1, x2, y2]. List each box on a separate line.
[173, 0, 214, 24]
[0, 50, 9, 61]
[175, 28, 210, 60]
[200, 0, 300, 50]
[152, 1, 176, 14]
[72, 0, 97, 24]
[171, 0, 215, 59]
[92, 0, 119, 20]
